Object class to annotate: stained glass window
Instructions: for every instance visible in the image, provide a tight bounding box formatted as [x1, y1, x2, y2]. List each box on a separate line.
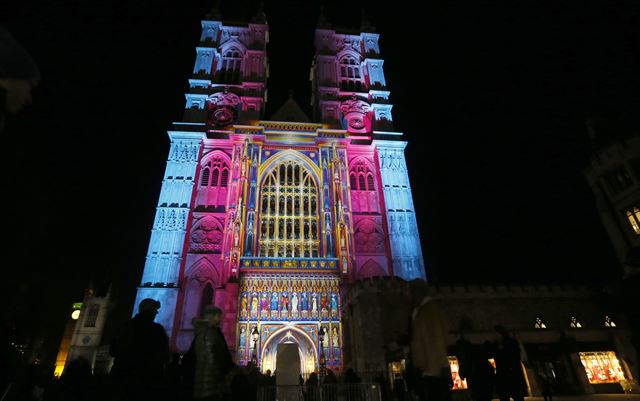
[579, 352, 626, 384]
[448, 356, 468, 390]
[626, 207, 640, 235]
[259, 160, 319, 257]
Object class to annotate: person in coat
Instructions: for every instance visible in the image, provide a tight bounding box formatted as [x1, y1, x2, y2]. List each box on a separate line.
[192, 305, 233, 401]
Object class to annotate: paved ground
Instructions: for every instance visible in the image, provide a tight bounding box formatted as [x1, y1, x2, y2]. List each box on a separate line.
[521, 396, 640, 401]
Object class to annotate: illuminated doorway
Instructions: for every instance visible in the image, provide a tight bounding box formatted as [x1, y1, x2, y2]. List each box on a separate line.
[261, 327, 317, 379]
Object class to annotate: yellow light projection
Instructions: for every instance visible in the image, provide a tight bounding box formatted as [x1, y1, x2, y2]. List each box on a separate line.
[448, 356, 468, 390]
[579, 351, 626, 384]
[259, 160, 319, 258]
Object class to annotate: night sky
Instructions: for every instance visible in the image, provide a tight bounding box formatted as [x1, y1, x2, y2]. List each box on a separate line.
[2, 0, 639, 351]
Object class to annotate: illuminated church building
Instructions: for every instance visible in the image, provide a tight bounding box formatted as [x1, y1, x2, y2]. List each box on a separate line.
[133, 9, 425, 373]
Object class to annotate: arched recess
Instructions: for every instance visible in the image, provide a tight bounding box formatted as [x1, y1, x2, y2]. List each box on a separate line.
[181, 257, 220, 328]
[353, 218, 385, 254]
[348, 157, 379, 214]
[259, 325, 318, 377]
[359, 259, 386, 278]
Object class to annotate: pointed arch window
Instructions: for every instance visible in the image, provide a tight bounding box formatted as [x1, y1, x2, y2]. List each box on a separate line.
[258, 159, 319, 258]
[220, 48, 242, 84]
[349, 159, 376, 191]
[339, 56, 363, 92]
[201, 168, 211, 186]
[200, 156, 229, 187]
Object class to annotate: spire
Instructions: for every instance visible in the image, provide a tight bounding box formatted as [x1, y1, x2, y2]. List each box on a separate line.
[360, 8, 375, 32]
[206, 0, 222, 20]
[317, 5, 331, 29]
[253, 0, 267, 23]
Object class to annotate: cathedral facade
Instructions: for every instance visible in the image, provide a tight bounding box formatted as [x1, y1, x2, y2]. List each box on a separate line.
[133, 9, 425, 374]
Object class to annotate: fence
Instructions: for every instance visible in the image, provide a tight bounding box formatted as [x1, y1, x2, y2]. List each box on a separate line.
[257, 383, 382, 401]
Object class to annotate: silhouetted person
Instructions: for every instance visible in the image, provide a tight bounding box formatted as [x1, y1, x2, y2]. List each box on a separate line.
[192, 305, 232, 401]
[374, 372, 390, 401]
[59, 357, 93, 401]
[409, 297, 452, 401]
[0, 27, 39, 131]
[393, 373, 407, 401]
[230, 368, 252, 401]
[538, 367, 554, 401]
[324, 369, 337, 401]
[109, 298, 169, 400]
[493, 325, 527, 401]
[468, 341, 495, 401]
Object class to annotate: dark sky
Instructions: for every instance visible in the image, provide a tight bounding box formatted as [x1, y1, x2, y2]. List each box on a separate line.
[2, 0, 639, 345]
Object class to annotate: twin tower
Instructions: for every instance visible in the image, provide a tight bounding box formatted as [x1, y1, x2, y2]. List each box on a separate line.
[134, 9, 425, 374]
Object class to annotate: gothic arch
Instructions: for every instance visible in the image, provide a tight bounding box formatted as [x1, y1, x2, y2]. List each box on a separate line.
[258, 149, 321, 187]
[185, 256, 219, 285]
[359, 259, 386, 278]
[201, 149, 231, 166]
[336, 50, 361, 65]
[259, 325, 318, 373]
[220, 40, 247, 56]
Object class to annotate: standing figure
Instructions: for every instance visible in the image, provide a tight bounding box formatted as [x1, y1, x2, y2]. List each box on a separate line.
[331, 326, 340, 348]
[240, 293, 248, 312]
[261, 293, 269, 312]
[311, 293, 318, 313]
[192, 306, 233, 401]
[301, 292, 308, 311]
[330, 293, 338, 312]
[251, 293, 258, 314]
[321, 293, 328, 311]
[281, 293, 289, 311]
[493, 325, 527, 401]
[270, 291, 279, 311]
[291, 292, 299, 313]
[109, 298, 170, 400]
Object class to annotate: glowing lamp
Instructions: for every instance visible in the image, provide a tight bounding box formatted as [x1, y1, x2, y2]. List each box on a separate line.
[251, 326, 259, 343]
[71, 310, 81, 320]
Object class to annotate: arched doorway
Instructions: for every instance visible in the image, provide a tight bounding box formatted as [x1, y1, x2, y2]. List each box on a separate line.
[260, 326, 317, 379]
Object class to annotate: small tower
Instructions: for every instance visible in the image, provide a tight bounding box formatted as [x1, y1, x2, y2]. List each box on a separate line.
[54, 283, 113, 376]
[584, 122, 640, 278]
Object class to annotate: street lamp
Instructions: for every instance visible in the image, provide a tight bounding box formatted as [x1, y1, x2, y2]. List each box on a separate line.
[319, 326, 326, 378]
[251, 326, 259, 368]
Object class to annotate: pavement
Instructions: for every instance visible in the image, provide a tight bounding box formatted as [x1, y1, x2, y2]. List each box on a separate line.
[521, 396, 640, 401]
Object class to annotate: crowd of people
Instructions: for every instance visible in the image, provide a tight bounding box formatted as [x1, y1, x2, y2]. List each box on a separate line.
[2, 297, 540, 401]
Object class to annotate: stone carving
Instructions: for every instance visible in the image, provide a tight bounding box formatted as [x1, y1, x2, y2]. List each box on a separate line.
[170, 142, 199, 162]
[207, 89, 242, 127]
[340, 98, 371, 132]
[354, 219, 385, 253]
[190, 216, 224, 252]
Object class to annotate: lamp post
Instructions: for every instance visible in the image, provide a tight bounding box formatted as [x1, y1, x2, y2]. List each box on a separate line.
[319, 326, 326, 379]
[251, 326, 259, 369]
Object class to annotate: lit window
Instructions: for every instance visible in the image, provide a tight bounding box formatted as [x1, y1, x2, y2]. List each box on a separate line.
[258, 160, 319, 257]
[579, 351, 626, 384]
[626, 207, 640, 235]
[605, 316, 617, 327]
[200, 167, 210, 186]
[448, 356, 468, 390]
[534, 317, 547, 329]
[570, 316, 582, 328]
